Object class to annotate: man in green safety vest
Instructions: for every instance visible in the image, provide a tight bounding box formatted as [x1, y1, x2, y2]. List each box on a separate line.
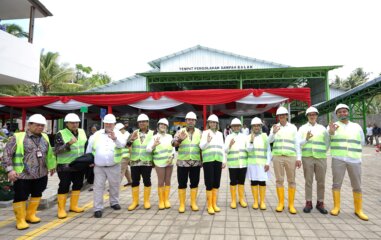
[2, 114, 56, 230]
[54, 113, 87, 219]
[269, 106, 301, 214]
[86, 114, 126, 218]
[297, 107, 329, 214]
[172, 111, 202, 213]
[328, 103, 368, 221]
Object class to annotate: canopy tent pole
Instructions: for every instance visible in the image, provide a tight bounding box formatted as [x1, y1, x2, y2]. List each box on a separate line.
[108, 106, 112, 114]
[203, 105, 207, 129]
[21, 108, 26, 131]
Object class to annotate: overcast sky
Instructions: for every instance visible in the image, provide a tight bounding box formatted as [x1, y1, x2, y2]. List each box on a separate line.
[4, 0, 381, 82]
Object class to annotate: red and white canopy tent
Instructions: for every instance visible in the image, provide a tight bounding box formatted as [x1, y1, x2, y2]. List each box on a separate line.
[0, 88, 310, 131]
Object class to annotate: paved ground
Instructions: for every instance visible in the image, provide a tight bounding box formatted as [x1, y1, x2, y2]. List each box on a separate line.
[0, 145, 380, 240]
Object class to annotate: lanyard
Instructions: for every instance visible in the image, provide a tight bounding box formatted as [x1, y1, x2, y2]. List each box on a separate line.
[30, 135, 42, 150]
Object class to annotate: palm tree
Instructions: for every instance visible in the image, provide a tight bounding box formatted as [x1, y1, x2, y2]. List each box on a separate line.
[39, 51, 75, 94]
[4, 24, 28, 38]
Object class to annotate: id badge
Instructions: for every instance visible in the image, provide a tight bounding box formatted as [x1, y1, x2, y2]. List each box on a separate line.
[36, 150, 43, 158]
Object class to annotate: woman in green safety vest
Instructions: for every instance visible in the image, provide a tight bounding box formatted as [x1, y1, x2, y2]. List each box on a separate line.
[200, 114, 226, 215]
[54, 113, 87, 219]
[2, 114, 56, 230]
[224, 118, 248, 209]
[127, 113, 154, 211]
[246, 117, 271, 210]
[147, 118, 175, 210]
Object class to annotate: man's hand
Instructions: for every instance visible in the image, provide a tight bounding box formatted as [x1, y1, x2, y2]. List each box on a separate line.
[273, 125, 280, 134]
[329, 121, 339, 135]
[68, 137, 77, 145]
[130, 130, 138, 141]
[296, 160, 302, 169]
[8, 170, 19, 182]
[108, 131, 117, 141]
[179, 131, 187, 141]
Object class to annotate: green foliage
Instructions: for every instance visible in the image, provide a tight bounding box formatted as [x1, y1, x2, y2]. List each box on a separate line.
[4, 23, 28, 38]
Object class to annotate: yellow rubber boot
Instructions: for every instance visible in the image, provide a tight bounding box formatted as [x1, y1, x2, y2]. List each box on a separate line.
[144, 186, 151, 209]
[70, 191, 84, 213]
[26, 197, 41, 223]
[353, 192, 369, 221]
[178, 188, 186, 213]
[206, 190, 215, 215]
[251, 186, 259, 209]
[212, 188, 221, 212]
[238, 184, 247, 208]
[259, 186, 267, 210]
[230, 185, 237, 209]
[164, 186, 171, 209]
[13, 202, 29, 230]
[190, 188, 199, 211]
[128, 186, 139, 211]
[276, 187, 284, 212]
[158, 187, 165, 210]
[330, 190, 340, 216]
[57, 194, 68, 219]
[288, 187, 297, 214]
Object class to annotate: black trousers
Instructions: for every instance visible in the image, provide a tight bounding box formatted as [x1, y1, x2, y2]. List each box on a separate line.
[131, 166, 152, 187]
[229, 168, 247, 185]
[251, 180, 266, 186]
[177, 166, 201, 189]
[57, 170, 85, 194]
[13, 176, 48, 203]
[203, 161, 222, 191]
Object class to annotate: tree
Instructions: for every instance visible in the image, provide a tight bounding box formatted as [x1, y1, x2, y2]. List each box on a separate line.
[75, 64, 93, 83]
[342, 68, 370, 89]
[4, 24, 28, 38]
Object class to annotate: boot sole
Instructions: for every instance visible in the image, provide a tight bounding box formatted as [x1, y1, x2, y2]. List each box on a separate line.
[26, 220, 40, 224]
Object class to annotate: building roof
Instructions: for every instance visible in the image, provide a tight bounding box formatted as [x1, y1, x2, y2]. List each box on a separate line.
[0, 0, 52, 20]
[147, 45, 290, 69]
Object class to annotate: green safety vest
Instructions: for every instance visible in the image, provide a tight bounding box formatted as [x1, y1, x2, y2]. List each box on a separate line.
[92, 131, 123, 164]
[227, 134, 248, 168]
[330, 122, 362, 159]
[13, 132, 56, 174]
[272, 124, 297, 157]
[121, 132, 130, 159]
[56, 128, 87, 164]
[247, 133, 268, 165]
[201, 131, 224, 163]
[153, 134, 173, 166]
[130, 130, 153, 162]
[301, 125, 327, 159]
[178, 128, 201, 161]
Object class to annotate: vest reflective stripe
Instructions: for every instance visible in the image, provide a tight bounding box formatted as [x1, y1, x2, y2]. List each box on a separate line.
[153, 137, 173, 166]
[130, 130, 153, 162]
[121, 148, 130, 159]
[330, 122, 362, 159]
[56, 128, 87, 164]
[272, 127, 296, 157]
[14, 132, 56, 174]
[227, 136, 247, 168]
[178, 128, 201, 161]
[248, 133, 268, 165]
[301, 127, 327, 159]
[202, 138, 224, 163]
[92, 132, 123, 164]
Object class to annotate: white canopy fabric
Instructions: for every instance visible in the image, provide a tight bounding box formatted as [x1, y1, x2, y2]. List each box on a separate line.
[128, 96, 183, 110]
[44, 100, 92, 110]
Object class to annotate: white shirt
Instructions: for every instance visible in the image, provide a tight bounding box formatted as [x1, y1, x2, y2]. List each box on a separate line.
[241, 127, 250, 135]
[146, 132, 175, 154]
[296, 122, 330, 161]
[268, 122, 300, 159]
[366, 127, 373, 136]
[246, 133, 272, 165]
[120, 131, 130, 142]
[200, 129, 226, 163]
[327, 121, 365, 163]
[86, 129, 127, 166]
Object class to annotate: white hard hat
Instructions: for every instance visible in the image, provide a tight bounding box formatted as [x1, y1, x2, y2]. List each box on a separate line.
[28, 114, 47, 125]
[230, 118, 242, 126]
[137, 113, 149, 122]
[64, 113, 80, 122]
[335, 103, 349, 113]
[157, 118, 169, 126]
[305, 106, 319, 116]
[276, 106, 289, 115]
[251, 117, 263, 125]
[115, 123, 124, 131]
[207, 114, 219, 123]
[185, 111, 197, 120]
[103, 114, 116, 124]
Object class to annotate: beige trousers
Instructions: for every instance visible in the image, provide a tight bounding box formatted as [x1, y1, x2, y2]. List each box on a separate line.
[332, 158, 362, 192]
[120, 158, 132, 183]
[273, 155, 296, 188]
[302, 157, 327, 201]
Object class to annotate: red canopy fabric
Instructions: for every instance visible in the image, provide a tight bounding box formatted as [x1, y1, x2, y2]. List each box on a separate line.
[0, 96, 60, 107]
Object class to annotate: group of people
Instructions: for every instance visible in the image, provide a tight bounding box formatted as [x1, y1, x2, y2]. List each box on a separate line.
[1, 103, 369, 230]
